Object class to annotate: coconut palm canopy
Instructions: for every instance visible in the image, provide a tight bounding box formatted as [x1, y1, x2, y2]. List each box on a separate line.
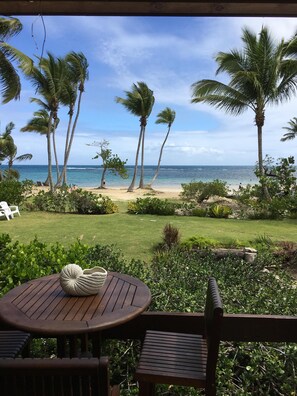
[191, 26, 297, 178]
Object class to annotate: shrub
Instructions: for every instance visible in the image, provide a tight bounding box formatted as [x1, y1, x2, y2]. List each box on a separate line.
[191, 207, 208, 217]
[208, 203, 233, 218]
[181, 235, 219, 250]
[180, 179, 229, 203]
[127, 197, 178, 215]
[32, 188, 118, 214]
[0, 179, 33, 206]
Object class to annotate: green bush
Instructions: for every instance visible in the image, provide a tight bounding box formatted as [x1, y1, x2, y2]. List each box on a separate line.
[32, 188, 118, 214]
[180, 179, 229, 203]
[209, 203, 233, 218]
[191, 207, 208, 217]
[0, 179, 33, 206]
[127, 197, 178, 215]
[181, 235, 219, 250]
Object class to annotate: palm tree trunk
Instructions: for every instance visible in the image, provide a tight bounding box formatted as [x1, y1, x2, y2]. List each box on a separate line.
[46, 114, 54, 193]
[56, 112, 73, 187]
[128, 126, 144, 192]
[138, 127, 146, 188]
[149, 127, 170, 187]
[52, 127, 60, 183]
[61, 91, 83, 186]
[257, 124, 271, 201]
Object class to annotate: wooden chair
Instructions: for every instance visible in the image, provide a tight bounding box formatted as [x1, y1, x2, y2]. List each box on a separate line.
[134, 277, 223, 396]
[0, 357, 120, 396]
[0, 330, 31, 358]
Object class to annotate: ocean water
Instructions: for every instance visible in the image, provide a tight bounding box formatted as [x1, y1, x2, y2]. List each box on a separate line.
[3, 165, 258, 189]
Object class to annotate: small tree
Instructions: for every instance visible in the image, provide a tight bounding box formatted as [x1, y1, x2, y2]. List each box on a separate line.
[88, 140, 128, 188]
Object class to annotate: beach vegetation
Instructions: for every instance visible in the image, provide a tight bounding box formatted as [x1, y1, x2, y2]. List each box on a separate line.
[0, 178, 33, 206]
[208, 203, 233, 218]
[0, 121, 32, 180]
[0, 16, 33, 103]
[31, 187, 119, 214]
[57, 51, 89, 187]
[22, 51, 89, 191]
[180, 179, 228, 203]
[127, 197, 178, 215]
[281, 117, 297, 145]
[238, 156, 297, 219]
[87, 139, 128, 188]
[148, 107, 176, 188]
[191, 26, 297, 201]
[115, 82, 155, 191]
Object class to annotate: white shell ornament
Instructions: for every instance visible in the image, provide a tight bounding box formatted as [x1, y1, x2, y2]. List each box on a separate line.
[60, 264, 107, 296]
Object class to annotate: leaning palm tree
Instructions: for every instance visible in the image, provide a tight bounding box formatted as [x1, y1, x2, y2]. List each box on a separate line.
[281, 117, 297, 144]
[0, 16, 33, 103]
[191, 26, 297, 200]
[149, 107, 176, 188]
[115, 82, 155, 191]
[26, 53, 67, 192]
[57, 51, 89, 186]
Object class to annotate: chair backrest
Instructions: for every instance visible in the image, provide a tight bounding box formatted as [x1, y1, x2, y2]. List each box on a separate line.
[204, 277, 223, 388]
[0, 202, 12, 214]
[0, 357, 111, 396]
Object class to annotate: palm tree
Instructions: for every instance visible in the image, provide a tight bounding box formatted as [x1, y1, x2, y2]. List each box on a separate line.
[191, 26, 297, 199]
[58, 51, 89, 186]
[116, 82, 155, 191]
[149, 107, 176, 187]
[21, 109, 58, 185]
[0, 16, 33, 103]
[0, 122, 32, 179]
[26, 53, 67, 192]
[281, 117, 297, 144]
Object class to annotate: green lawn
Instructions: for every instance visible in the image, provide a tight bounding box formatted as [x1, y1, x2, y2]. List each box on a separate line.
[2, 207, 297, 261]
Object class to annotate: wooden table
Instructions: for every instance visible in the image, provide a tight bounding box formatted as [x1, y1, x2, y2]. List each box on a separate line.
[0, 272, 151, 357]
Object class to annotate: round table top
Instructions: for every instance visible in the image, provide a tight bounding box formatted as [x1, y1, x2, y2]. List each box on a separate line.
[0, 272, 151, 335]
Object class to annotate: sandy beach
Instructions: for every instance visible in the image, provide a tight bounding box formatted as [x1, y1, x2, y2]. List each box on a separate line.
[32, 185, 183, 201]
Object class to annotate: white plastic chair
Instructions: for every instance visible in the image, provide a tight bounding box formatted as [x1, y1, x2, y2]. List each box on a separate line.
[0, 209, 10, 221]
[0, 201, 20, 219]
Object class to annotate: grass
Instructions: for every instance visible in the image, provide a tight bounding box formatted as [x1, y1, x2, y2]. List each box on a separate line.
[2, 206, 297, 261]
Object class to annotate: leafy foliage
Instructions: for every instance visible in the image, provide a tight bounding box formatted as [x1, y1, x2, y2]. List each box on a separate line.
[0, 178, 33, 205]
[209, 203, 233, 218]
[31, 187, 118, 214]
[127, 197, 178, 215]
[238, 156, 297, 219]
[180, 179, 228, 203]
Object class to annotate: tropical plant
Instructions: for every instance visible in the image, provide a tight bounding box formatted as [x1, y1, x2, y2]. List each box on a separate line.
[25, 53, 67, 192]
[0, 122, 32, 180]
[149, 107, 176, 187]
[21, 109, 59, 185]
[281, 117, 297, 146]
[191, 26, 297, 200]
[180, 179, 228, 203]
[116, 82, 155, 191]
[0, 16, 33, 103]
[88, 140, 128, 188]
[57, 51, 89, 186]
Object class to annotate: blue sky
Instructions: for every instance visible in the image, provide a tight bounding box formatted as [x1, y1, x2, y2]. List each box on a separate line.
[2, 15, 297, 166]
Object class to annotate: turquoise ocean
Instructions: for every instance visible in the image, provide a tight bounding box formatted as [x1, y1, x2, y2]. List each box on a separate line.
[5, 165, 258, 189]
